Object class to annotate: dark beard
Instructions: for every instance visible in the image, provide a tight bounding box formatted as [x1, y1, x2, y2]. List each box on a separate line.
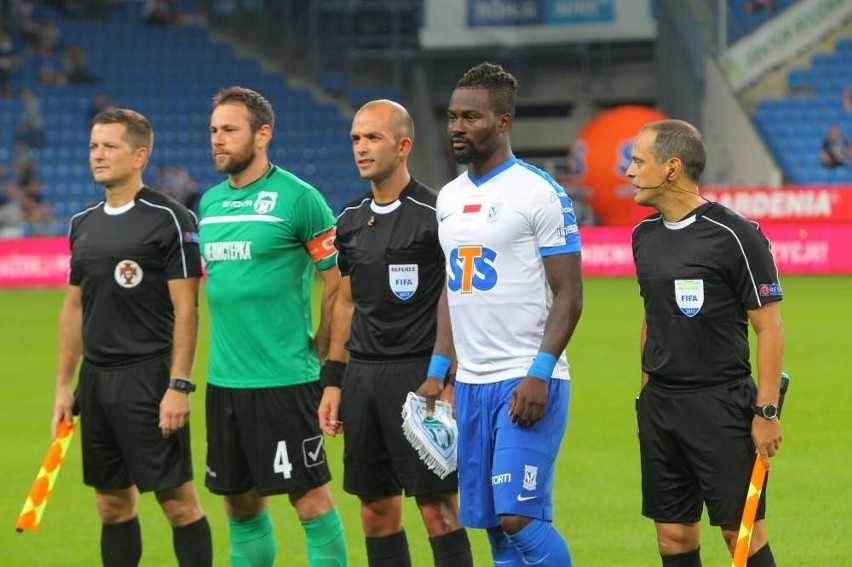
[217, 149, 255, 175]
[450, 139, 491, 165]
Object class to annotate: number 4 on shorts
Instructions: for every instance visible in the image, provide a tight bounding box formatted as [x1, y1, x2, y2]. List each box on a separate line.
[274, 440, 293, 479]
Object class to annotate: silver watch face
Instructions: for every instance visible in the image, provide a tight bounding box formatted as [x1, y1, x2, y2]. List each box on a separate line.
[759, 403, 778, 419]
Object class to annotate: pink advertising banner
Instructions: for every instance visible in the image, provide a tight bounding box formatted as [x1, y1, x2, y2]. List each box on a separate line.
[2, 222, 852, 288]
[580, 223, 852, 276]
[0, 237, 69, 288]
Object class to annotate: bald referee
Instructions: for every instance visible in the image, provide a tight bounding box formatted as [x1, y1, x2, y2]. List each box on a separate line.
[52, 109, 212, 566]
[318, 100, 473, 567]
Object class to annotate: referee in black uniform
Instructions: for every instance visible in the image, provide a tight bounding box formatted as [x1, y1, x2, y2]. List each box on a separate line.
[52, 109, 212, 566]
[318, 100, 472, 567]
[628, 119, 784, 567]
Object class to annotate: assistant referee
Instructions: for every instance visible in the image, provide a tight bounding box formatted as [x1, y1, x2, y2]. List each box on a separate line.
[52, 109, 211, 566]
[318, 99, 473, 567]
[629, 119, 784, 567]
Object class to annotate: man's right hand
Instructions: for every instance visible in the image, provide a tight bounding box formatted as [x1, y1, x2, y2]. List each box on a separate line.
[415, 377, 443, 417]
[318, 386, 343, 436]
[51, 386, 75, 440]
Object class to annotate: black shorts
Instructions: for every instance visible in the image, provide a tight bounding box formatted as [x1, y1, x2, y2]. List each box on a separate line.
[79, 356, 193, 493]
[205, 382, 331, 496]
[340, 356, 459, 497]
[638, 377, 766, 526]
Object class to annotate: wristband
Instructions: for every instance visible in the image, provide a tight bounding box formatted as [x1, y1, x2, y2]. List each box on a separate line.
[319, 360, 346, 388]
[169, 378, 196, 394]
[427, 354, 452, 383]
[527, 352, 557, 383]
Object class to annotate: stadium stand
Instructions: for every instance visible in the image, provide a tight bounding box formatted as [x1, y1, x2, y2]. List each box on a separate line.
[752, 36, 852, 185]
[726, 0, 801, 45]
[0, 0, 361, 234]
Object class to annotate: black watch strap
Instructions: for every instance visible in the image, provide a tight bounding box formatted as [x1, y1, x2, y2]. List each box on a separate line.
[169, 378, 196, 394]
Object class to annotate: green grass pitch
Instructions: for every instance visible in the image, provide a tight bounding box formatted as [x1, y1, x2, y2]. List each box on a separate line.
[0, 275, 848, 566]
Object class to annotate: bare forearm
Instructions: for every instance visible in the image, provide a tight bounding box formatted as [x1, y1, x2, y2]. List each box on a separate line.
[539, 287, 582, 356]
[327, 288, 352, 363]
[170, 305, 198, 378]
[754, 324, 784, 405]
[168, 278, 199, 379]
[56, 307, 82, 389]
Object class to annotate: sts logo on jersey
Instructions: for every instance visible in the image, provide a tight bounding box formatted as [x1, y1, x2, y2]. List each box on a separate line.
[447, 245, 498, 294]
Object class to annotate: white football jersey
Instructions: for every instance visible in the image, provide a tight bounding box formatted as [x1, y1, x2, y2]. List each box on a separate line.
[437, 157, 582, 384]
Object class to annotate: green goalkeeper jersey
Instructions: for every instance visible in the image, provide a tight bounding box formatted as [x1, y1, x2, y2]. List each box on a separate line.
[199, 165, 337, 388]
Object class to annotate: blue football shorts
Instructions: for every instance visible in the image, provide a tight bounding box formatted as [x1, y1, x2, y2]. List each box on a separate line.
[454, 377, 570, 528]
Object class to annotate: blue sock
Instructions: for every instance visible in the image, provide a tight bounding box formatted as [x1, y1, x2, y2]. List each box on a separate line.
[487, 527, 524, 566]
[506, 519, 572, 567]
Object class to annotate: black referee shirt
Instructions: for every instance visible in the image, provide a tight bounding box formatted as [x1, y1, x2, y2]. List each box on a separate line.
[632, 201, 783, 389]
[335, 178, 443, 359]
[69, 187, 202, 367]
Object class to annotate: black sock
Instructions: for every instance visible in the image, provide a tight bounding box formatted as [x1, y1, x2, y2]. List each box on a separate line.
[662, 546, 702, 567]
[429, 528, 473, 567]
[366, 529, 411, 567]
[747, 543, 776, 567]
[173, 516, 213, 567]
[101, 516, 142, 567]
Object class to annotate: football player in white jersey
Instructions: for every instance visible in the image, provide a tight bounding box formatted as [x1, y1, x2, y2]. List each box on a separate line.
[418, 62, 583, 567]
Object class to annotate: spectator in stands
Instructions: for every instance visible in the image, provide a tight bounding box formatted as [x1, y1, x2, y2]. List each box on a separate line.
[88, 92, 118, 122]
[141, 0, 179, 25]
[159, 165, 199, 212]
[18, 176, 55, 235]
[63, 44, 99, 83]
[745, 0, 773, 12]
[820, 123, 851, 168]
[37, 17, 61, 52]
[35, 47, 64, 85]
[0, 169, 24, 237]
[843, 87, 852, 113]
[0, 29, 20, 98]
[15, 88, 46, 148]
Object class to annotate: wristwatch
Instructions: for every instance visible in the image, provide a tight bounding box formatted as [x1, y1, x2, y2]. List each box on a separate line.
[753, 402, 779, 420]
[169, 378, 196, 394]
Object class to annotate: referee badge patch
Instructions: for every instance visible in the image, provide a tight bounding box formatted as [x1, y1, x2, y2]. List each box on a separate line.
[389, 264, 418, 300]
[674, 279, 703, 317]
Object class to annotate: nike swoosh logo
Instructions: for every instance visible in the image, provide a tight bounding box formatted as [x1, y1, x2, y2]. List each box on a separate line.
[516, 494, 537, 502]
[439, 211, 455, 222]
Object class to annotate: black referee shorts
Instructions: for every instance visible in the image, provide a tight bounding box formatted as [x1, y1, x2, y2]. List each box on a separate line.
[79, 356, 193, 493]
[205, 382, 332, 497]
[341, 356, 459, 498]
[638, 377, 766, 526]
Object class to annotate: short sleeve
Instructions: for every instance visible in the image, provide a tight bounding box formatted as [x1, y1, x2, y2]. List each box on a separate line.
[532, 180, 581, 257]
[727, 222, 782, 310]
[162, 204, 203, 279]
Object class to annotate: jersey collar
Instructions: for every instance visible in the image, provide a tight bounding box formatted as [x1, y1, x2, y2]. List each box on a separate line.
[466, 156, 518, 187]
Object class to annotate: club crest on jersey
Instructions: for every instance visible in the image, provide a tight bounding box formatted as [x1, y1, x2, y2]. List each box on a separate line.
[389, 264, 418, 300]
[523, 465, 538, 491]
[114, 259, 143, 288]
[674, 279, 703, 317]
[487, 201, 502, 223]
[253, 191, 277, 214]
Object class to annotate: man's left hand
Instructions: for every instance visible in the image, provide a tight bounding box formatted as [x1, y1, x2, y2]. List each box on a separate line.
[509, 377, 548, 428]
[752, 417, 782, 470]
[160, 388, 190, 437]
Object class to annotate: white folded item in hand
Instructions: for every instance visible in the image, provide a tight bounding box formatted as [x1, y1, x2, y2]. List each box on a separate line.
[401, 392, 458, 479]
